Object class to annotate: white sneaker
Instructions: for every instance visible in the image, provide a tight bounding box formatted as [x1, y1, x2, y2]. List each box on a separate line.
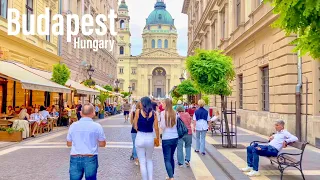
[241, 167, 253, 172]
[246, 170, 260, 177]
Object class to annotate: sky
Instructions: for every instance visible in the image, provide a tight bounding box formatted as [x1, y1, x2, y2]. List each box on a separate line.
[119, 0, 188, 56]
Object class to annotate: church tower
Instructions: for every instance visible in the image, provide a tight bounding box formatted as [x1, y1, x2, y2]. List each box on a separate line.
[142, 0, 178, 54]
[117, 0, 131, 57]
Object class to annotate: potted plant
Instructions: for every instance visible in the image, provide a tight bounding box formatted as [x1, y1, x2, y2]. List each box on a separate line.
[0, 127, 24, 142]
[99, 109, 105, 119]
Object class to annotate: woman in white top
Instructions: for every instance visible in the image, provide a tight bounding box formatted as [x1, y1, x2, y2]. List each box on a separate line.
[30, 108, 44, 137]
[159, 98, 178, 180]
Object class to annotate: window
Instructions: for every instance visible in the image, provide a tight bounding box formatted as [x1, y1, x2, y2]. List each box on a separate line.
[132, 83, 135, 91]
[152, 39, 155, 48]
[46, 10, 52, 42]
[164, 39, 168, 48]
[0, 0, 8, 19]
[236, 0, 241, 27]
[211, 24, 216, 48]
[261, 66, 269, 111]
[158, 25, 161, 29]
[131, 68, 136, 75]
[221, 11, 225, 39]
[120, 46, 124, 55]
[26, 0, 33, 31]
[120, 83, 124, 90]
[158, 14, 162, 20]
[120, 20, 125, 29]
[238, 74, 243, 109]
[119, 67, 124, 74]
[77, 0, 81, 15]
[157, 39, 162, 48]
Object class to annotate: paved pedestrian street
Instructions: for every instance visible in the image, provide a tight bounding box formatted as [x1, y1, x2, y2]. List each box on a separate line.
[0, 115, 229, 180]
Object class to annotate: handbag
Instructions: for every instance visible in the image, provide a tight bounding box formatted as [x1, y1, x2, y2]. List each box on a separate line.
[177, 116, 188, 139]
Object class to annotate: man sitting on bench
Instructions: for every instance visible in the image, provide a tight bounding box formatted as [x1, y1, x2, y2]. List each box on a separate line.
[241, 120, 298, 177]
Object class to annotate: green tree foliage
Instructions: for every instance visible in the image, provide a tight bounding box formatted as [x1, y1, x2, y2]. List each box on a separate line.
[172, 97, 183, 105]
[186, 49, 235, 147]
[103, 85, 113, 91]
[51, 64, 71, 85]
[121, 92, 130, 98]
[266, 0, 320, 59]
[176, 80, 199, 95]
[83, 79, 96, 87]
[171, 88, 182, 98]
[202, 95, 210, 105]
[186, 49, 235, 95]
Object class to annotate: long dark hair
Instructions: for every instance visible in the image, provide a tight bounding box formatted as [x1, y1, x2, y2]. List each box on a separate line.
[140, 97, 153, 115]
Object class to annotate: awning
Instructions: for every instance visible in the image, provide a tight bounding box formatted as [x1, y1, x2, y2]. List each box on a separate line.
[94, 85, 109, 93]
[11, 62, 99, 95]
[0, 61, 70, 93]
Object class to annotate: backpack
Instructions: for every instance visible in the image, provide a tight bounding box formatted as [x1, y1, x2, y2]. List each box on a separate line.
[176, 116, 188, 139]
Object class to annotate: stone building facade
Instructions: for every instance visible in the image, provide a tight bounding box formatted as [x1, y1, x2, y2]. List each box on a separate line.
[61, 0, 118, 86]
[182, 0, 320, 146]
[117, 0, 185, 99]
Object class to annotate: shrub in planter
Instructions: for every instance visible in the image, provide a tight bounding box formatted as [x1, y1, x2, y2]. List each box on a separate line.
[0, 127, 24, 142]
[99, 110, 105, 119]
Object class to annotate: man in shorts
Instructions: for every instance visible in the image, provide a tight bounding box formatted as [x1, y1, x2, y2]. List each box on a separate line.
[122, 100, 131, 123]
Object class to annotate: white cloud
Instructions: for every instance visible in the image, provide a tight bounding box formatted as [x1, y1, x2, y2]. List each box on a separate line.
[121, 0, 188, 56]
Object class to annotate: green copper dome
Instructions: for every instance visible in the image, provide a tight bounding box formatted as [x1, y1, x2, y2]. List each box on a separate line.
[146, 1, 174, 25]
[119, 0, 128, 9]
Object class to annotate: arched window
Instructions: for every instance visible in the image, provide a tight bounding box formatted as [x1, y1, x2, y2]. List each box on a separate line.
[158, 39, 162, 48]
[164, 39, 168, 48]
[132, 83, 135, 91]
[120, 20, 125, 29]
[152, 39, 155, 48]
[120, 46, 124, 55]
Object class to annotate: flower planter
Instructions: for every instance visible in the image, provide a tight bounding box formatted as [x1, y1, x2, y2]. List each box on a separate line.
[0, 131, 22, 142]
[99, 113, 105, 119]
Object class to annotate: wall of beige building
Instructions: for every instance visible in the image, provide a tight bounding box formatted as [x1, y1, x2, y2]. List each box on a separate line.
[61, 0, 118, 86]
[183, 0, 320, 146]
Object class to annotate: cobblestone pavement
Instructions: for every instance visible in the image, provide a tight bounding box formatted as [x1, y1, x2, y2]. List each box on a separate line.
[206, 126, 320, 180]
[0, 115, 228, 180]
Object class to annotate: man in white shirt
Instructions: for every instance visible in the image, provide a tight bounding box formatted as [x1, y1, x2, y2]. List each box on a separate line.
[241, 120, 298, 177]
[67, 103, 106, 180]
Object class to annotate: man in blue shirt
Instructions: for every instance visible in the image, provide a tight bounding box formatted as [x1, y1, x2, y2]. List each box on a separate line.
[67, 103, 106, 180]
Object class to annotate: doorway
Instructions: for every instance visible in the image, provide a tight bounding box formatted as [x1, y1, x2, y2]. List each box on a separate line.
[152, 67, 166, 98]
[0, 78, 7, 114]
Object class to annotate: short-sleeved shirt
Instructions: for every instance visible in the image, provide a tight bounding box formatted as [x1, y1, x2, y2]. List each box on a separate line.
[123, 103, 131, 111]
[67, 117, 106, 155]
[193, 112, 211, 131]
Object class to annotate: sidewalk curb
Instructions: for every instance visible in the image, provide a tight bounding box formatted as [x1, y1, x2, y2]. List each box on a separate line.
[193, 134, 250, 180]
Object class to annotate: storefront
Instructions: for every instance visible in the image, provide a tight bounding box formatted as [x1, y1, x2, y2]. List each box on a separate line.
[0, 61, 71, 113]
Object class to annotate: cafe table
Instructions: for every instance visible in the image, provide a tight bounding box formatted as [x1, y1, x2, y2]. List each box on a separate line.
[0, 115, 14, 120]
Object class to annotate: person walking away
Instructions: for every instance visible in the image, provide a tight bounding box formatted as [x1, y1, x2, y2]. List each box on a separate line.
[67, 103, 106, 180]
[176, 106, 193, 167]
[159, 98, 179, 180]
[130, 101, 140, 165]
[76, 104, 82, 120]
[94, 104, 99, 118]
[193, 99, 210, 156]
[133, 97, 160, 180]
[123, 100, 131, 123]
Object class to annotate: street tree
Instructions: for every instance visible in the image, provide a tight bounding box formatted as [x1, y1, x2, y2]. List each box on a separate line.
[176, 79, 199, 102]
[186, 49, 235, 147]
[103, 85, 113, 91]
[121, 92, 130, 98]
[266, 0, 320, 59]
[51, 64, 71, 125]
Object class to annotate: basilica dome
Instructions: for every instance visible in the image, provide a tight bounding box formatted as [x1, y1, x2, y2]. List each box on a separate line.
[146, 0, 174, 26]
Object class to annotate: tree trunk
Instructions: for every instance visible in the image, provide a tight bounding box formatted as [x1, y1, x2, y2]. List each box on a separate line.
[221, 95, 232, 148]
[58, 93, 64, 126]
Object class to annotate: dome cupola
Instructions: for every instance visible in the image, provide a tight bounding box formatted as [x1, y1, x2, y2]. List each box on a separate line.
[146, 0, 174, 26]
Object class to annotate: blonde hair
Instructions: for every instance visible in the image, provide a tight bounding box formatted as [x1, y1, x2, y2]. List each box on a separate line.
[164, 98, 176, 128]
[198, 99, 206, 107]
[19, 109, 28, 119]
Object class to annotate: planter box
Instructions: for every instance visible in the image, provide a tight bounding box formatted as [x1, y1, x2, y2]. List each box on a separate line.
[99, 113, 104, 119]
[0, 131, 22, 142]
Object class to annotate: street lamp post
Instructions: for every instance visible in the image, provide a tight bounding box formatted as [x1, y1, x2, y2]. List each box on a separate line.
[128, 86, 132, 103]
[179, 74, 185, 83]
[87, 64, 95, 80]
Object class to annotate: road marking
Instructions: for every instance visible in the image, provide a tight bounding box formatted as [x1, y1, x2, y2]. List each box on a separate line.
[190, 147, 215, 180]
[0, 147, 21, 156]
[26, 130, 68, 145]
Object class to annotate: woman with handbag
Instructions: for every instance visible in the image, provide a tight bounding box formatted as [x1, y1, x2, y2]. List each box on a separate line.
[159, 98, 179, 180]
[134, 97, 160, 180]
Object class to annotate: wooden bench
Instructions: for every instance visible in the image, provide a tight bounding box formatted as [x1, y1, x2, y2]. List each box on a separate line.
[250, 141, 308, 180]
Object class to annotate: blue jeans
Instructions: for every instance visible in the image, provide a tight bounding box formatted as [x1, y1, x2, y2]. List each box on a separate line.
[196, 130, 207, 153]
[69, 155, 98, 180]
[177, 134, 192, 165]
[247, 143, 278, 171]
[162, 138, 178, 178]
[131, 133, 137, 158]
